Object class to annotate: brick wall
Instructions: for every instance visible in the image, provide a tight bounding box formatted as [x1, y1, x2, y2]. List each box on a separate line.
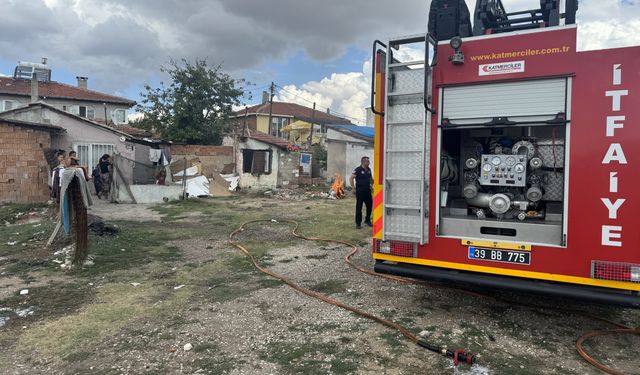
[0, 122, 52, 203]
[171, 145, 235, 177]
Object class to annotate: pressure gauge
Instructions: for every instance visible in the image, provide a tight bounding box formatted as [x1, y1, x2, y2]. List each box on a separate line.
[491, 156, 502, 166]
[514, 164, 525, 173]
[482, 163, 493, 172]
[506, 156, 516, 166]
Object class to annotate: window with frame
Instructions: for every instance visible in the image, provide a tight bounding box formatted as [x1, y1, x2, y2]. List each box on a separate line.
[1, 100, 18, 112]
[242, 149, 272, 175]
[113, 109, 127, 124]
[63, 105, 95, 120]
[270, 117, 289, 139]
[75, 143, 115, 168]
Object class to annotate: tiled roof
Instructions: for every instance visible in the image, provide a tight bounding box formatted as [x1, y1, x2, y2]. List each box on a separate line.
[0, 76, 135, 106]
[90, 118, 153, 138]
[233, 101, 352, 125]
[246, 130, 290, 149]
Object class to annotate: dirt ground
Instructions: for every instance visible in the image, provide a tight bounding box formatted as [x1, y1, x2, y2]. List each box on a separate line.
[0, 192, 638, 375]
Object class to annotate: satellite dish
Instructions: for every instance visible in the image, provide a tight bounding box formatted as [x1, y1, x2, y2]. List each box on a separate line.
[119, 136, 126, 142]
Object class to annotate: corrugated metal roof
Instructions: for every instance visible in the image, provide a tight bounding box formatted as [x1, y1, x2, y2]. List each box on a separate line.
[327, 124, 374, 141]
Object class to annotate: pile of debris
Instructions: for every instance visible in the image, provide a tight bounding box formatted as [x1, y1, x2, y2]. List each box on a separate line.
[170, 158, 239, 198]
[263, 188, 333, 201]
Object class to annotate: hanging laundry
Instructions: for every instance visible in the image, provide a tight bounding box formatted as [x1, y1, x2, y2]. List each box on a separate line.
[149, 149, 162, 163]
[60, 169, 93, 235]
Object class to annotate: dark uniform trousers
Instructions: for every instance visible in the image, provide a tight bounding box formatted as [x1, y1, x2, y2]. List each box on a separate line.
[355, 189, 373, 225]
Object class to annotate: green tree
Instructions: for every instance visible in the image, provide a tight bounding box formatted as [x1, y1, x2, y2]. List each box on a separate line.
[133, 59, 246, 145]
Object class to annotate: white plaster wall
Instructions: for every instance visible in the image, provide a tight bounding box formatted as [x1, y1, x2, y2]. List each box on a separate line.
[326, 141, 346, 180]
[326, 129, 374, 182]
[117, 185, 183, 204]
[237, 138, 280, 190]
[345, 144, 374, 182]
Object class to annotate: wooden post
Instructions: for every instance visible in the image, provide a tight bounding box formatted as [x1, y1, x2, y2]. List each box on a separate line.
[308, 102, 316, 149]
[46, 221, 62, 248]
[182, 157, 187, 200]
[267, 82, 275, 136]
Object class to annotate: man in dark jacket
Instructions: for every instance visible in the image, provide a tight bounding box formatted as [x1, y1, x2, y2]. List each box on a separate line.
[349, 157, 374, 229]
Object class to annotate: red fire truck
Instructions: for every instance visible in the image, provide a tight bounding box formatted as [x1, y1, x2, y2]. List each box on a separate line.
[370, 0, 640, 306]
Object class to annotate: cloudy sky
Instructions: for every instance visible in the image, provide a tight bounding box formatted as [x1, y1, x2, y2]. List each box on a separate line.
[1, 0, 638, 124]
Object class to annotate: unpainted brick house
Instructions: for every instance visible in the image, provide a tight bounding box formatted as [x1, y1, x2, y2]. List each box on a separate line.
[0, 118, 64, 203]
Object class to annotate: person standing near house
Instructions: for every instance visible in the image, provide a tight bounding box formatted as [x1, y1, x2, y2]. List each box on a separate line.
[349, 156, 373, 229]
[65, 151, 79, 167]
[92, 164, 103, 199]
[98, 154, 112, 200]
[51, 150, 66, 203]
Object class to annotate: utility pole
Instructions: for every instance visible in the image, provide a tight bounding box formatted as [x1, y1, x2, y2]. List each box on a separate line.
[308, 102, 316, 149]
[267, 82, 275, 137]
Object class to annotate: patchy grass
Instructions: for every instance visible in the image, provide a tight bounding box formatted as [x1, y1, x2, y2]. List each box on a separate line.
[310, 280, 348, 296]
[379, 332, 406, 354]
[260, 341, 359, 375]
[190, 356, 242, 374]
[193, 342, 219, 353]
[305, 254, 329, 260]
[0, 203, 50, 224]
[70, 221, 211, 278]
[0, 195, 383, 373]
[0, 282, 94, 329]
[14, 282, 192, 357]
[0, 221, 55, 259]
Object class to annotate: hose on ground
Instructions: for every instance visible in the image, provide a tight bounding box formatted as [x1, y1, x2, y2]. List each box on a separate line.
[575, 327, 640, 375]
[228, 219, 477, 366]
[229, 219, 639, 373]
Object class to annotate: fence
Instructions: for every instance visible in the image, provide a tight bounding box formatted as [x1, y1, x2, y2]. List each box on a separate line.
[111, 153, 182, 204]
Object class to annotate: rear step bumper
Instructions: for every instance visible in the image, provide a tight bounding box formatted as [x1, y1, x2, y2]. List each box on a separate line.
[375, 261, 640, 308]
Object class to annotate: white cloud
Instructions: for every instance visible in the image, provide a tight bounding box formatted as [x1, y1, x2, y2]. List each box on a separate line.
[284, 0, 640, 125]
[275, 62, 371, 125]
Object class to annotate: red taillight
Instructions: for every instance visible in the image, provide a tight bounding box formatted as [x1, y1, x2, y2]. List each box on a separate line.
[374, 239, 416, 258]
[592, 261, 640, 284]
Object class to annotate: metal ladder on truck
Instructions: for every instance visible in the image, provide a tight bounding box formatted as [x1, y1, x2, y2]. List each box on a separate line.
[372, 35, 435, 245]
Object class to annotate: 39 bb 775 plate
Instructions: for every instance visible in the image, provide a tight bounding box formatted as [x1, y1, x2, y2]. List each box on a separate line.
[468, 247, 531, 265]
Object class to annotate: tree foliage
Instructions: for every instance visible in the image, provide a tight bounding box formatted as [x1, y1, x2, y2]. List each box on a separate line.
[133, 59, 245, 145]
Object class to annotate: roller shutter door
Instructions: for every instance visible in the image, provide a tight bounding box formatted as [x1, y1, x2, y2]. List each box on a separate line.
[442, 78, 567, 125]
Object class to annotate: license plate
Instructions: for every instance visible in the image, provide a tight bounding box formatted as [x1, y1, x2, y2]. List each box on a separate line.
[468, 247, 531, 265]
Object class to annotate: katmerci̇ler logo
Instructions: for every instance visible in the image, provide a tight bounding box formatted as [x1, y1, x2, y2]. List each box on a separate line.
[479, 60, 525, 76]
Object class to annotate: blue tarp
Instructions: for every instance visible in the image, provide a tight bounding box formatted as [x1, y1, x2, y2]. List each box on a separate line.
[328, 124, 374, 140]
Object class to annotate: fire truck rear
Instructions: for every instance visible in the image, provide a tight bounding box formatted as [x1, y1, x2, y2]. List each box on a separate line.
[370, 0, 640, 306]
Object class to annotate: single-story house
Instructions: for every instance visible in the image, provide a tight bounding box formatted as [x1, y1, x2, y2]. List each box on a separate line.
[0, 118, 64, 203]
[326, 124, 375, 182]
[0, 102, 169, 189]
[224, 129, 300, 190]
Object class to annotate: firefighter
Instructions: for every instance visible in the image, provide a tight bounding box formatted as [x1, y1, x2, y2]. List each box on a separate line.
[350, 156, 374, 229]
